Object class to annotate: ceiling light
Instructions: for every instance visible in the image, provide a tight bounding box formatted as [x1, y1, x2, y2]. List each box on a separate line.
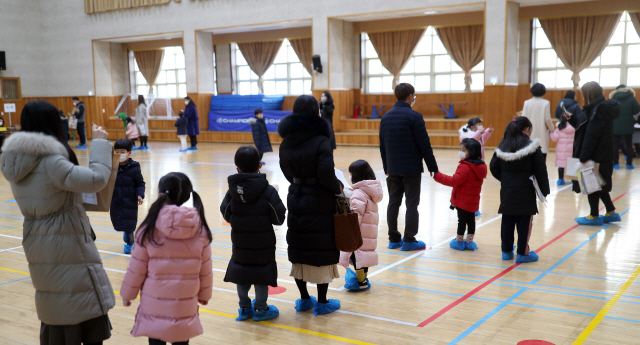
[424, 11, 438, 15]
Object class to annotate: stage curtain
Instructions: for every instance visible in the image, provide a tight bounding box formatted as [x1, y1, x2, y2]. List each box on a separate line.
[134, 49, 165, 94]
[289, 37, 313, 90]
[540, 14, 621, 88]
[237, 40, 283, 94]
[631, 12, 640, 37]
[436, 24, 484, 92]
[367, 29, 425, 91]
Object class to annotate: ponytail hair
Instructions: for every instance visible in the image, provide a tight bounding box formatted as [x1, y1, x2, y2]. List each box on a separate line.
[558, 114, 568, 130]
[498, 117, 533, 152]
[138, 172, 212, 246]
[463, 117, 482, 133]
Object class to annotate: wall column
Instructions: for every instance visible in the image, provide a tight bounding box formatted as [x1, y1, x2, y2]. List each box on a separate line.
[196, 31, 215, 93]
[183, 30, 198, 94]
[215, 44, 233, 94]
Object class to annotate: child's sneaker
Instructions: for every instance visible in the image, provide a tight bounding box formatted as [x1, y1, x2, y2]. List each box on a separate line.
[124, 244, 133, 254]
[236, 307, 254, 321]
[601, 213, 621, 224]
[449, 238, 465, 251]
[516, 251, 539, 263]
[388, 240, 403, 249]
[575, 216, 604, 226]
[401, 240, 426, 251]
[475, 211, 482, 216]
[464, 241, 479, 250]
[295, 296, 317, 312]
[502, 246, 515, 260]
[313, 299, 341, 316]
[557, 179, 565, 186]
[253, 305, 279, 322]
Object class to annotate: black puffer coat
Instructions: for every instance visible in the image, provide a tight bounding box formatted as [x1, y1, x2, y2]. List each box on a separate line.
[320, 103, 337, 150]
[554, 98, 582, 120]
[571, 95, 620, 193]
[278, 113, 342, 267]
[221, 173, 286, 287]
[490, 139, 550, 215]
[250, 117, 273, 154]
[110, 159, 145, 232]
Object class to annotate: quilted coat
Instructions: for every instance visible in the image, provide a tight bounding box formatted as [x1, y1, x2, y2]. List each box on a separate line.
[434, 160, 487, 213]
[1, 132, 115, 325]
[120, 205, 213, 343]
[109, 159, 145, 232]
[339, 180, 383, 269]
[549, 123, 575, 169]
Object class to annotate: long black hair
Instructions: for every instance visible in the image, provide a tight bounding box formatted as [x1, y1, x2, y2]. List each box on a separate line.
[293, 95, 320, 117]
[461, 138, 482, 160]
[321, 91, 334, 105]
[21, 101, 79, 165]
[462, 117, 482, 133]
[558, 114, 568, 130]
[138, 95, 146, 106]
[497, 117, 533, 153]
[138, 172, 212, 246]
[184, 96, 195, 107]
[349, 159, 376, 184]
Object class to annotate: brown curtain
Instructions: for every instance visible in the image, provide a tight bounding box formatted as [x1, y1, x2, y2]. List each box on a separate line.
[367, 29, 426, 91]
[237, 40, 283, 94]
[134, 49, 165, 94]
[540, 14, 621, 88]
[436, 25, 484, 92]
[631, 12, 640, 36]
[85, 0, 172, 14]
[289, 38, 313, 75]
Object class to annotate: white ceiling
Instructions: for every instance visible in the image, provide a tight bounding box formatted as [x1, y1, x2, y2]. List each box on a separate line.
[100, 32, 183, 43]
[202, 20, 312, 35]
[340, 4, 485, 22]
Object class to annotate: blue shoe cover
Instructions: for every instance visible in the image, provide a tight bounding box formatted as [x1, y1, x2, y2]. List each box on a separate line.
[124, 244, 133, 255]
[502, 246, 515, 260]
[475, 211, 482, 216]
[388, 240, 403, 249]
[516, 251, 539, 263]
[449, 239, 465, 251]
[627, 164, 635, 170]
[575, 216, 604, 226]
[253, 305, 279, 321]
[187, 146, 198, 151]
[295, 296, 317, 312]
[401, 240, 426, 251]
[601, 213, 621, 223]
[236, 307, 254, 321]
[557, 179, 565, 186]
[464, 241, 479, 251]
[179, 149, 187, 152]
[344, 269, 360, 290]
[314, 299, 341, 316]
[613, 164, 619, 170]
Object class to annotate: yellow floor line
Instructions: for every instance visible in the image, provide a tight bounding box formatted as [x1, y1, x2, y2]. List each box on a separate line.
[573, 264, 640, 345]
[0, 266, 29, 275]
[0, 228, 20, 234]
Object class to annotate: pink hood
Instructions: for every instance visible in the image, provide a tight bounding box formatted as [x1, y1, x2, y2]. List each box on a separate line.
[350, 180, 383, 203]
[155, 205, 202, 240]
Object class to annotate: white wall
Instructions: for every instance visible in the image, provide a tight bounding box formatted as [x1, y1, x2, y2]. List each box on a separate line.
[2, 0, 511, 97]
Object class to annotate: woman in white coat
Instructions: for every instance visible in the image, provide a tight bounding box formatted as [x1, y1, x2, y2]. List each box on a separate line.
[522, 83, 554, 160]
[136, 95, 150, 149]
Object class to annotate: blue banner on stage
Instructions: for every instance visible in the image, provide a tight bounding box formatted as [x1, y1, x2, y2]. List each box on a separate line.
[208, 110, 290, 132]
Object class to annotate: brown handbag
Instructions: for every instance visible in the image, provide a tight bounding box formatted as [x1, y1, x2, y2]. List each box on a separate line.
[334, 185, 363, 252]
[82, 148, 119, 212]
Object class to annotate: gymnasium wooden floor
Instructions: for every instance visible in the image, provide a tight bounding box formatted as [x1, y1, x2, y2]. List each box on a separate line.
[1, 141, 639, 345]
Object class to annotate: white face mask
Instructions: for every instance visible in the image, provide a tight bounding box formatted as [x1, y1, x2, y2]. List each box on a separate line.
[119, 154, 128, 163]
[185, 101, 189, 105]
[458, 151, 467, 160]
[320, 96, 327, 103]
[410, 95, 416, 107]
[476, 125, 484, 131]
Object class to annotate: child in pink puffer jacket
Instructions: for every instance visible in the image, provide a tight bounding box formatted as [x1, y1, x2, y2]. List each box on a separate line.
[121, 172, 213, 345]
[549, 114, 575, 186]
[340, 160, 383, 291]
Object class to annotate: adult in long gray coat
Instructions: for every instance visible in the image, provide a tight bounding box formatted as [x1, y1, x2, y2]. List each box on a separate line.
[1, 101, 115, 344]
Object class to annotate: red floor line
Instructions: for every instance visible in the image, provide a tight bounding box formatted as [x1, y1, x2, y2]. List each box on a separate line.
[416, 184, 638, 328]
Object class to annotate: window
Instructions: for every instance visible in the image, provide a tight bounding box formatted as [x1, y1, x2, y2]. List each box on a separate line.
[235, 39, 312, 95]
[134, 46, 187, 98]
[533, 12, 640, 88]
[1, 77, 21, 101]
[363, 27, 485, 94]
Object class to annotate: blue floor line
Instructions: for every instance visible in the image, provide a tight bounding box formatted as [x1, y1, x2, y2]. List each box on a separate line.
[0, 276, 31, 286]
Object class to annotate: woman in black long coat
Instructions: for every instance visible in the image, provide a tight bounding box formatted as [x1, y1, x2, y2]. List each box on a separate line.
[320, 91, 337, 150]
[278, 95, 342, 316]
[571, 81, 622, 226]
[250, 108, 273, 164]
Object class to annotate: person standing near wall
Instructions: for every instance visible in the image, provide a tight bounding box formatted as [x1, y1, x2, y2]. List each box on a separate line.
[379, 83, 439, 252]
[184, 96, 200, 150]
[72, 96, 88, 149]
[522, 83, 554, 160]
[320, 91, 337, 150]
[610, 84, 640, 170]
[136, 95, 150, 150]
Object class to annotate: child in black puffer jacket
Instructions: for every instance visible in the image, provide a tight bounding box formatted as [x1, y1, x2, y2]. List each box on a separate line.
[111, 139, 146, 254]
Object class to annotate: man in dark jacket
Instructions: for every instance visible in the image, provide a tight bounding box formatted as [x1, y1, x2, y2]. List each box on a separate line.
[379, 83, 439, 251]
[221, 146, 285, 322]
[554, 90, 582, 120]
[610, 85, 640, 169]
[110, 139, 145, 254]
[72, 97, 87, 149]
[250, 108, 273, 165]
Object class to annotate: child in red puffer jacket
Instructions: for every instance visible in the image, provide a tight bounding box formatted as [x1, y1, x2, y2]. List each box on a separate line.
[434, 138, 487, 251]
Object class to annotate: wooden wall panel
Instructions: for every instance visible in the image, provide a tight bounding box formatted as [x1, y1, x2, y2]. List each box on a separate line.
[483, 85, 518, 147]
[282, 96, 296, 111]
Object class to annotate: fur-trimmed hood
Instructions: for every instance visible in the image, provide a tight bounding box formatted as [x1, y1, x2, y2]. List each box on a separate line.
[277, 113, 332, 145]
[610, 87, 636, 100]
[494, 138, 540, 161]
[459, 125, 475, 138]
[1, 131, 68, 183]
